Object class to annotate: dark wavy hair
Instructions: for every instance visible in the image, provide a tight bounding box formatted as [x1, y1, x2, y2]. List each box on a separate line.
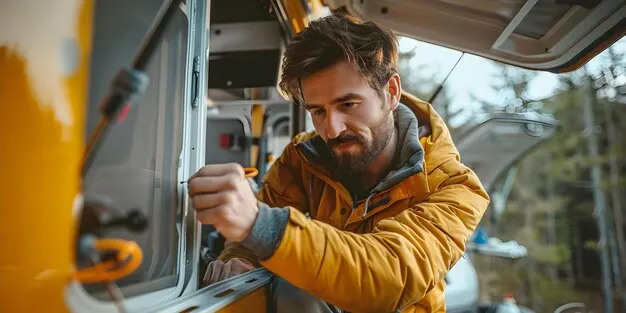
[278, 13, 399, 105]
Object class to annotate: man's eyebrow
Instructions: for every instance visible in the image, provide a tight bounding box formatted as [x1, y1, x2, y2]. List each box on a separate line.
[304, 103, 323, 110]
[333, 93, 364, 104]
[304, 93, 364, 110]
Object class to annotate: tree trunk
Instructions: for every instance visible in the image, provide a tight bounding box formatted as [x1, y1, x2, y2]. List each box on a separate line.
[603, 99, 626, 311]
[545, 150, 558, 280]
[582, 78, 613, 313]
[521, 163, 536, 308]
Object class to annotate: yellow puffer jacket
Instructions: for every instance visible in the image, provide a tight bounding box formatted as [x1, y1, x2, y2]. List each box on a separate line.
[219, 92, 490, 313]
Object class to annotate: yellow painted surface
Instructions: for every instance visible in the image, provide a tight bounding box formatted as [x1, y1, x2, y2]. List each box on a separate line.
[282, 0, 308, 34]
[250, 104, 265, 168]
[282, 0, 329, 34]
[0, 1, 93, 312]
[216, 287, 268, 313]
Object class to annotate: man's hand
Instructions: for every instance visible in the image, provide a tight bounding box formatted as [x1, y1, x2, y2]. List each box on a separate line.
[202, 258, 255, 286]
[188, 163, 259, 242]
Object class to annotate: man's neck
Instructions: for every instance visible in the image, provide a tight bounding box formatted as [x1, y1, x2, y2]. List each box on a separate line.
[358, 126, 399, 190]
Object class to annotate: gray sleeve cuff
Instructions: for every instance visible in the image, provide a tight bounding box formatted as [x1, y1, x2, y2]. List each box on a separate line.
[241, 202, 289, 261]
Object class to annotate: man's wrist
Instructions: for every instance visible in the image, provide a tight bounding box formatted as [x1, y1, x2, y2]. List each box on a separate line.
[240, 202, 289, 261]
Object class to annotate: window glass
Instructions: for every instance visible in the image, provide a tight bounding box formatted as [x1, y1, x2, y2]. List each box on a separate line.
[82, 6, 189, 298]
[397, 36, 463, 103]
[398, 35, 626, 313]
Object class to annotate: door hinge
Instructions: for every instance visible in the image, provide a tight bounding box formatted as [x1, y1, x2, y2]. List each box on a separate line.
[191, 56, 200, 108]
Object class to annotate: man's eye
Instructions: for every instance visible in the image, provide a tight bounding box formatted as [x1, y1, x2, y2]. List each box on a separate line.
[312, 109, 325, 116]
[342, 102, 356, 109]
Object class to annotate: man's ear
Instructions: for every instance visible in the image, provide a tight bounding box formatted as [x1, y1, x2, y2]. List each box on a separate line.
[387, 73, 401, 111]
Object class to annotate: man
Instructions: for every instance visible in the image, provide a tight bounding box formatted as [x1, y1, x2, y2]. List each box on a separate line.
[188, 13, 489, 313]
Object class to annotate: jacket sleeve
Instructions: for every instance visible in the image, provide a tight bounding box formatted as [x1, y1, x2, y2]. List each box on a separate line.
[244, 157, 489, 313]
[216, 144, 308, 265]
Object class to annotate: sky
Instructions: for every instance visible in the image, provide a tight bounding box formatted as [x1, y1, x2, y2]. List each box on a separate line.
[398, 36, 626, 127]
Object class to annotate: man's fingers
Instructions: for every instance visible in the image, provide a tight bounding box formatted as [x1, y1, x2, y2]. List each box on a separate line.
[230, 266, 245, 276]
[209, 260, 224, 285]
[201, 258, 253, 286]
[203, 260, 216, 285]
[191, 192, 234, 211]
[226, 258, 255, 277]
[219, 260, 233, 282]
[189, 163, 245, 181]
[188, 175, 240, 196]
[235, 258, 256, 271]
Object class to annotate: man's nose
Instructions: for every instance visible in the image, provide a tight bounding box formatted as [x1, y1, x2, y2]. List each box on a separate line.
[326, 111, 347, 139]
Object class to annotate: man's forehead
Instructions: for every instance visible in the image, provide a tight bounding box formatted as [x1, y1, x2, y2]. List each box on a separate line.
[300, 61, 371, 106]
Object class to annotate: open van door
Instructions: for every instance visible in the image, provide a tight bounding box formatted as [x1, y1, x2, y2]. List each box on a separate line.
[324, 0, 626, 72]
[443, 112, 557, 313]
[456, 112, 559, 193]
[454, 112, 558, 224]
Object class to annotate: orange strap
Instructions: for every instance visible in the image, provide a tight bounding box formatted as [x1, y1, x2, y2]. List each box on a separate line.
[244, 167, 258, 178]
[74, 239, 143, 283]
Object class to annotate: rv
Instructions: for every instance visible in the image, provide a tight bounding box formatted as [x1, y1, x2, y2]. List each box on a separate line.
[2, 0, 624, 312]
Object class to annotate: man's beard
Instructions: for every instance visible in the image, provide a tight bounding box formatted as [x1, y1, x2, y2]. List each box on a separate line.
[327, 114, 394, 176]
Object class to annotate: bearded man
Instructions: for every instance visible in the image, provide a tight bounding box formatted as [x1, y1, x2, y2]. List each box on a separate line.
[188, 12, 490, 313]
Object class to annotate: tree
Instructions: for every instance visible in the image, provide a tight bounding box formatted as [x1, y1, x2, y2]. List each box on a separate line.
[592, 45, 626, 311]
[397, 47, 438, 101]
[473, 52, 626, 312]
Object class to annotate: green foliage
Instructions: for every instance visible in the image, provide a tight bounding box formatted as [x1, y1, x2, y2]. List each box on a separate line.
[472, 41, 626, 311]
[529, 273, 589, 312]
[529, 243, 572, 265]
[584, 240, 602, 251]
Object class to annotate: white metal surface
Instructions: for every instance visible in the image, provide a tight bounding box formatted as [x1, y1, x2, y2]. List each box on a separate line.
[209, 21, 282, 53]
[444, 256, 480, 312]
[325, 0, 626, 71]
[147, 269, 273, 313]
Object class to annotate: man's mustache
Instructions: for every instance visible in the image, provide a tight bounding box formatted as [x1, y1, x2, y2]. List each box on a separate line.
[327, 134, 363, 148]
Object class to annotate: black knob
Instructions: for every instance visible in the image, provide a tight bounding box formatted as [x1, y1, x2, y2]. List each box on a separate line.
[77, 200, 149, 236]
[125, 210, 148, 232]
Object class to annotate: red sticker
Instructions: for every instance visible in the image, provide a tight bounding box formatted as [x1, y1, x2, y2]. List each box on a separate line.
[117, 103, 132, 122]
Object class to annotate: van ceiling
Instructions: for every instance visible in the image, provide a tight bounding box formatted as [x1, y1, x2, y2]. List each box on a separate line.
[209, 0, 276, 23]
[207, 0, 283, 95]
[325, 0, 626, 72]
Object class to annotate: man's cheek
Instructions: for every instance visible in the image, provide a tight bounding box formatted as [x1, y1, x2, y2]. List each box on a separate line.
[310, 120, 325, 138]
